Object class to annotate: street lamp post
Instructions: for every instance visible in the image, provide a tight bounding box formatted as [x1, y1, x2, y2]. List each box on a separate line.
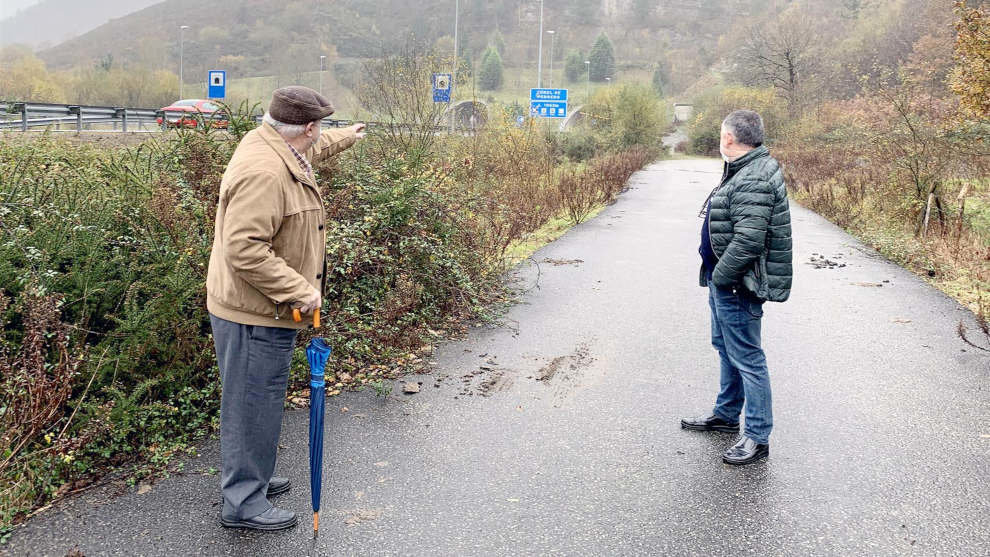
[537, 0, 544, 88]
[179, 25, 189, 99]
[547, 30, 555, 89]
[585, 60, 591, 104]
[319, 55, 326, 95]
[449, 0, 459, 135]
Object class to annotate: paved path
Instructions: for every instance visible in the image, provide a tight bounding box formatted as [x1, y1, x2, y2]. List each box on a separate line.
[7, 159, 989, 556]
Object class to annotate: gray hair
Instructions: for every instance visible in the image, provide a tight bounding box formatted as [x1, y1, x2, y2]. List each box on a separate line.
[722, 110, 765, 147]
[262, 112, 309, 138]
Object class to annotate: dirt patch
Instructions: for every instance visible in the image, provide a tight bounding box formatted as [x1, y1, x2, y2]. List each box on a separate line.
[543, 258, 584, 266]
[536, 356, 567, 382]
[456, 354, 517, 397]
[478, 369, 514, 397]
[534, 344, 595, 408]
[343, 508, 383, 525]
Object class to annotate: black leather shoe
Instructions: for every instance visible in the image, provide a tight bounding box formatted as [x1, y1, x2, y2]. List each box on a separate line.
[680, 413, 740, 433]
[220, 507, 297, 531]
[267, 476, 291, 496]
[722, 436, 769, 465]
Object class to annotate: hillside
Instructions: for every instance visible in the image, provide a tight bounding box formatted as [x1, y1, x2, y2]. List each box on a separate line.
[0, 0, 41, 21]
[37, 0, 772, 98]
[0, 0, 161, 49]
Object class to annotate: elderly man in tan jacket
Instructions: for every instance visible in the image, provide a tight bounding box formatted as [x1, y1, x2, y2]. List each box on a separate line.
[207, 86, 364, 530]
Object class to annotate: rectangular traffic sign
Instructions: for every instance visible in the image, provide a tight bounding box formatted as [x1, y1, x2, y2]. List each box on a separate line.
[530, 88, 568, 101]
[433, 73, 452, 103]
[530, 88, 568, 118]
[208, 70, 226, 99]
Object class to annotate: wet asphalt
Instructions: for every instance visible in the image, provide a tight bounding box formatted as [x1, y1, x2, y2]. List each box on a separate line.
[5, 158, 989, 556]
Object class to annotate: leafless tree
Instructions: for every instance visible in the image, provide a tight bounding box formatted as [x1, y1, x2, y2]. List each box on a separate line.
[357, 48, 448, 157]
[734, 12, 819, 110]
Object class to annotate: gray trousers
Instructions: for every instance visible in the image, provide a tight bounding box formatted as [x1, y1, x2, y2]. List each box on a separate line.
[210, 314, 298, 520]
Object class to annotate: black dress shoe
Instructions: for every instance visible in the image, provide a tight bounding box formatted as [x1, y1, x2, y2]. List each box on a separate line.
[680, 413, 740, 433]
[722, 436, 769, 465]
[267, 476, 291, 496]
[220, 506, 297, 531]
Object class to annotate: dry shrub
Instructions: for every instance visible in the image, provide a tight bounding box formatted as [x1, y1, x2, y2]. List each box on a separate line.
[776, 92, 989, 310]
[0, 288, 107, 519]
[449, 117, 558, 252]
[558, 147, 655, 225]
[557, 170, 599, 225]
[0, 290, 79, 471]
[357, 48, 448, 157]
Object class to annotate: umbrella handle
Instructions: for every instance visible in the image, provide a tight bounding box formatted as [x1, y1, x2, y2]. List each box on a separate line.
[292, 308, 321, 328]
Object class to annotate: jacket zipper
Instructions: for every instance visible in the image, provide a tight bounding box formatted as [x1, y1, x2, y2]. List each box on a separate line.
[707, 161, 731, 261]
[274, 302, 280, 320]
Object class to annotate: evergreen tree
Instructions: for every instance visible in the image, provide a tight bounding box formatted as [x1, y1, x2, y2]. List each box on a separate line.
[478, 46, 503, 91]
[651, 58, 670, 96]
[651, 65, 665, 96]
[492, 29, 506, 56]
[588, 32, 615, 82]
[565, 49, 586, 83]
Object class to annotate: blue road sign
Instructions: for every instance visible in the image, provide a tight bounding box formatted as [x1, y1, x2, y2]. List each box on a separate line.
[208, 70, 226, 99]
[530, 88, 568, 118]
[433, 73, 452, 103]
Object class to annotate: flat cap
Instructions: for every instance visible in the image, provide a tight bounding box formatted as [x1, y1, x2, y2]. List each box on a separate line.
[268, 86, 335, 125]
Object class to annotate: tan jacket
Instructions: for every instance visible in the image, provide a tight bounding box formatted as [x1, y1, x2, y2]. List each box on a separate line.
[206, 122, 357, 329]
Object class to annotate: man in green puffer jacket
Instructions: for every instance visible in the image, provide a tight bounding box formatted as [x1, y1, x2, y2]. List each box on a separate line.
[680, 110, 793, 466]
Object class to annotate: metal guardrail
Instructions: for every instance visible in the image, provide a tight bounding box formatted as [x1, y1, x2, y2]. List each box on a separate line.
[0, 101, 165, 132]
[0, 101, 468, 134]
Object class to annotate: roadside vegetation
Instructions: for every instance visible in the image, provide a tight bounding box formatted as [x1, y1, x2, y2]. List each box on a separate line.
[685, 1, 989, 314]
[0, 49, 663, 534]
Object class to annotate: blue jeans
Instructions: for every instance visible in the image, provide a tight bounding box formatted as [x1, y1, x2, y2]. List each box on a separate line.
[708, 279, 773, 444]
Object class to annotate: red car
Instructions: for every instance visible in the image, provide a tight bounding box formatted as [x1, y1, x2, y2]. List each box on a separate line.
[157, 99, 229, 129]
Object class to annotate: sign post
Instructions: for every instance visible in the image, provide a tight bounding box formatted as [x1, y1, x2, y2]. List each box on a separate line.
[433, 73, 452, 103]
[530, 88, 568, 118]
[208, 70, 226, 100]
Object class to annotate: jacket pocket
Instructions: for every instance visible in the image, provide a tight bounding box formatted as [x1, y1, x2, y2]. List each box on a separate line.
[739, 291, 765, 319]
[273, 206, 322, 269]
[746, 298, 764, 319]
[283, 203, 322, 218]
[753, 254, 769, 300]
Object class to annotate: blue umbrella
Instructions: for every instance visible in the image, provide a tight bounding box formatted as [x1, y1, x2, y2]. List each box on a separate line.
[306, 337, 331, 538]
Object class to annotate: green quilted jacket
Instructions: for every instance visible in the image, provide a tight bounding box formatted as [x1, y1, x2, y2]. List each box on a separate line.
[699, 145, 793, 302]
